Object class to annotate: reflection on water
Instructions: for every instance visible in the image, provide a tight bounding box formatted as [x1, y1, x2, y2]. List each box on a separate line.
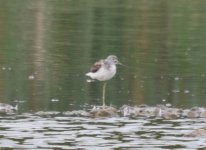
[0, 114, 206, 149]
[1, 1, 206, 149]
[0, 1, 206, 111]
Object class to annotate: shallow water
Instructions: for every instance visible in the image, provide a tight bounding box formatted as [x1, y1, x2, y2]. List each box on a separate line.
[0, 0, 206, 112]
[0, 113, 206, 149]
[1, 1, 206, 149]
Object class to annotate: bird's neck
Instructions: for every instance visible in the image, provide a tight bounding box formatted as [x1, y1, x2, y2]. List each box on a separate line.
[105, 63, 116, 71]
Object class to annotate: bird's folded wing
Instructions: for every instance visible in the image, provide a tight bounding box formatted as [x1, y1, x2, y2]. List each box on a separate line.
[90, 59, 104, 73]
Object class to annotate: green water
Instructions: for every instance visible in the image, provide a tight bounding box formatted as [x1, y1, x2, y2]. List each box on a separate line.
[0, 0, 206, 112]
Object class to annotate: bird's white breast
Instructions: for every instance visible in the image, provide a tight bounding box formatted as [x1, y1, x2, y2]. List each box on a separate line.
[86, 65, 116, 81]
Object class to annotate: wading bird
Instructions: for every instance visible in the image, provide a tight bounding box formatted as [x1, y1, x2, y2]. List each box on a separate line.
[86, 55, 125, 108]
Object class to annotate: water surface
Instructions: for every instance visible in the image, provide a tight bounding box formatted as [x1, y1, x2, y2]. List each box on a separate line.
[0, 113, 206, 149]
[0, 1, 206, 149]
[0, 0, 206, 111]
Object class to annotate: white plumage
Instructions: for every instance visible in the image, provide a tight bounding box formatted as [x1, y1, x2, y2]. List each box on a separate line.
[86, 64, 116, 81]
[86, 55, 123, 108]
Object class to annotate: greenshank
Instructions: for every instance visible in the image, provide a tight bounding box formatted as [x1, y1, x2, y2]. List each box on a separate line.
[86, 55, 125, 108]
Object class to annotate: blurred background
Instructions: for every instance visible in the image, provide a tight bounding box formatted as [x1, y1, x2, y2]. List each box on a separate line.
[0, 0, 206, 112]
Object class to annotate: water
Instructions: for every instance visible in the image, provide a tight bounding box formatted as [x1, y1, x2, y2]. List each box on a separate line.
[0, 0, 206, 111]
[0, 113, 206, 149]
[0, 0, 206, 149]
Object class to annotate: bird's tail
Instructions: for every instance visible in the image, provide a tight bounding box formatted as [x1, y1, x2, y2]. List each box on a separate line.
[85, 72, 96, 82]
[85, 72, 92, 77]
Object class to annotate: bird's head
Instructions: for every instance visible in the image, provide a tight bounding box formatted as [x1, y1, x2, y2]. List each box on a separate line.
[106, 55, 119, 64]
[106, 55, 127, 67]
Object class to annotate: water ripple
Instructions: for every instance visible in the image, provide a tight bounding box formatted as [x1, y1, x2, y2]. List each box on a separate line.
[0, 113, 206, 149]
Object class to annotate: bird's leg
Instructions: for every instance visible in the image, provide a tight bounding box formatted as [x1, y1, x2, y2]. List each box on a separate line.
[102, 82, 107, 109]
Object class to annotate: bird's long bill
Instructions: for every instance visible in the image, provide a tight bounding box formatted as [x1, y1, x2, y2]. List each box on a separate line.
[118, 62, 128, 68]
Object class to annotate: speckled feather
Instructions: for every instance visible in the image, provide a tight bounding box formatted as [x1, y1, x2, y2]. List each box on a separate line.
[90, 59, 104, 73]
